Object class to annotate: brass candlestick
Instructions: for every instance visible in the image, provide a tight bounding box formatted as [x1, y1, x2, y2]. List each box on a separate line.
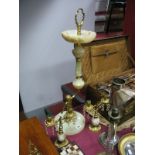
[54, 117, 69, 148]
[89, 106, 101, 132]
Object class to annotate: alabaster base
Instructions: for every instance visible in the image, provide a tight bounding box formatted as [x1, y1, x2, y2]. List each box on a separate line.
[55, 111, 85, 135]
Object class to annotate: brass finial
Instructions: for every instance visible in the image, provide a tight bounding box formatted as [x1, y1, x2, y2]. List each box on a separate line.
[75, 8, 85, 35]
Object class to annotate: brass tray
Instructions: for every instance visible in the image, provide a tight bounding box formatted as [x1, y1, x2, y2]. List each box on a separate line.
[118, 133, 135, 155]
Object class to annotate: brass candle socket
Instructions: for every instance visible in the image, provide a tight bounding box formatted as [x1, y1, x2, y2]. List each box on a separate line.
[45, 116, 54, 128]
[108, 107, 122, 145]
[44, 108, 55, 128]
[84, 100, 93, 111]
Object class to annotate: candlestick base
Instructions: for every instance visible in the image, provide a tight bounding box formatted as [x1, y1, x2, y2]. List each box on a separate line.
[54, 139, 69, 148]
[97, 151, 115, 155]
[89, 124, 101, 132]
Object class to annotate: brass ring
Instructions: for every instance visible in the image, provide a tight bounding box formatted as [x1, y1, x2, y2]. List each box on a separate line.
[75, 8, 85, 35]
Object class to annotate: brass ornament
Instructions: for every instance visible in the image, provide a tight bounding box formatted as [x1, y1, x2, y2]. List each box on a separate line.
[28, 140, 42, 155]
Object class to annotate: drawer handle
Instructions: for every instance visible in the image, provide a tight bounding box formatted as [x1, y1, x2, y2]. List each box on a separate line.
[92, 50, 117, 57]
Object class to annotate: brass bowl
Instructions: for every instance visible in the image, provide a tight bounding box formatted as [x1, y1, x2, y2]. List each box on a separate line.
[118, 133, 135, 155]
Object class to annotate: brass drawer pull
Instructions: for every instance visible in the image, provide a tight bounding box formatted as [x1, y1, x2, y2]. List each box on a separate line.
[92, 50, 117, 57]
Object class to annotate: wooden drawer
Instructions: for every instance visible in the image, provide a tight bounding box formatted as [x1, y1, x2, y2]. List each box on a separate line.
[90, 39, 126, 74]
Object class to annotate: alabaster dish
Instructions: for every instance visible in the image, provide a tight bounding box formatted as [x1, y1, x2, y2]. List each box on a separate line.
[62, 30, 96, 44]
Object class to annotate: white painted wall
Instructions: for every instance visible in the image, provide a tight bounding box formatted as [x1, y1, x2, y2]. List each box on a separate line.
[20, 0, 95, 113]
